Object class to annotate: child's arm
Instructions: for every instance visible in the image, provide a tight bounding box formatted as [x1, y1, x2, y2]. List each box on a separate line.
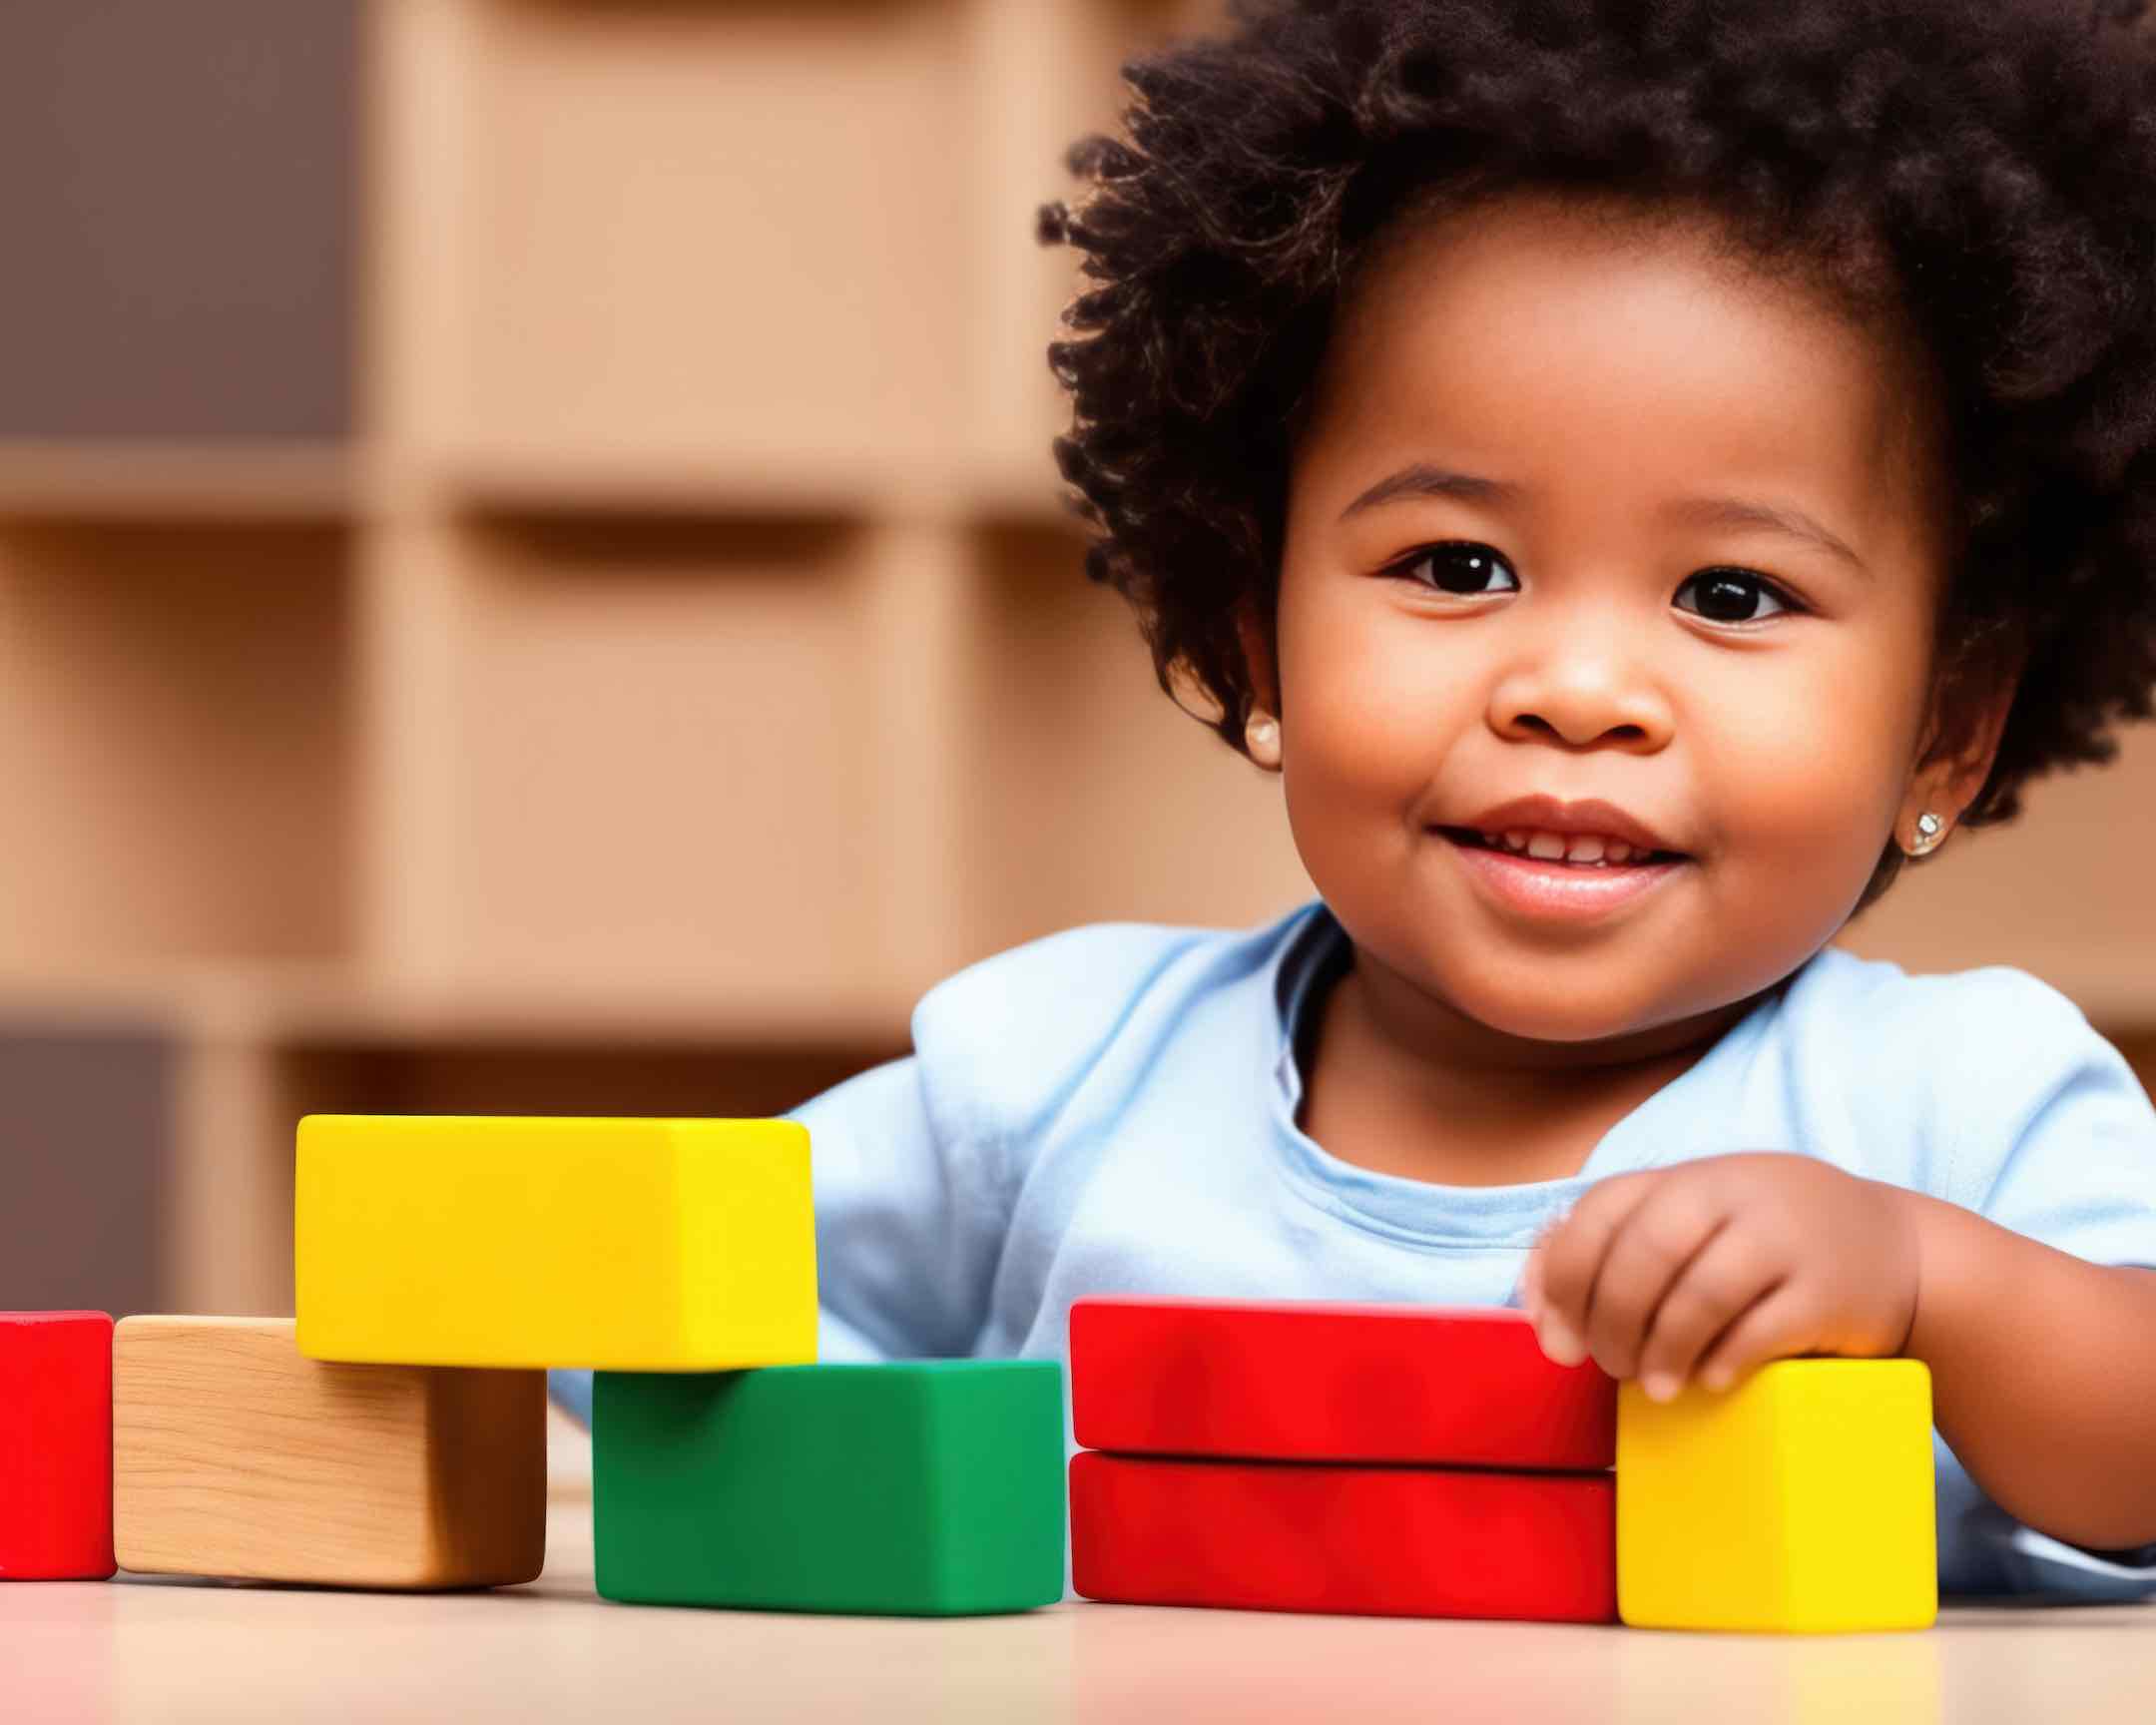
[1899, 1192, 2156, 1551]
[1521, 1154, 2156, 1552]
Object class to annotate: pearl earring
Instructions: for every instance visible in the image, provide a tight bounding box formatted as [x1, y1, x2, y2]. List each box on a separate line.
[1908, 812, 1945, 856]
[1245, 710, 1281, 769]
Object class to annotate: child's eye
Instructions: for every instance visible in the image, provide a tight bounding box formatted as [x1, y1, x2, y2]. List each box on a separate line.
[1389, 542, 1521, 595]
[1673, 569, 1803, 624]
[1386, 547, 1806, 625]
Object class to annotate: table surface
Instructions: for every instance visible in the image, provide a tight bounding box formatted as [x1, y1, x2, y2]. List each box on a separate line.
[11, 1484, 2156, 1723]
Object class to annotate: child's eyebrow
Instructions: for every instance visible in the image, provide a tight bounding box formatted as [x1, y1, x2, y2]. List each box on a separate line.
[1339, 461, 1870, 577]
[1662, 494, 1870, 577]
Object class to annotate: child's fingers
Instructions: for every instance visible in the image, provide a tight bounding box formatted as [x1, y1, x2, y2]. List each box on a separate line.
[1514, 1243, 1542, 1315]
[1630, 1223, 1784, 1401]
[1531, 1172, 1657, 1368]
[1692, 1282, 1817, 1392]
[1514, 1214, 1563, 1315]
[1574, 1175, 1728, 1381]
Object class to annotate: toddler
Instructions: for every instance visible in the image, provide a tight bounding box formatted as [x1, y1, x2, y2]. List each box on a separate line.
[566, 0, 2156, 1598]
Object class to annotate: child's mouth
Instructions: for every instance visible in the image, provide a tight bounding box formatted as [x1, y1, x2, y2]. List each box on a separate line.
[1433, 827, 1688, 868]
[1432, 827, 1692, 922]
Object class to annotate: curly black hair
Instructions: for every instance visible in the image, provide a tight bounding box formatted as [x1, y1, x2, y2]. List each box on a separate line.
[1038, 0, 2156, 913]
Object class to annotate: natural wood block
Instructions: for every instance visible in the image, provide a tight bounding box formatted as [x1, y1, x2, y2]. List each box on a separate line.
[295, 1114, 816, 1371]
[113, 1317, 545, 1589]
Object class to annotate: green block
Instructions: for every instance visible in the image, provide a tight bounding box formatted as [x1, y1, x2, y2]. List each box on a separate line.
[593, 1361, 1066, 1615]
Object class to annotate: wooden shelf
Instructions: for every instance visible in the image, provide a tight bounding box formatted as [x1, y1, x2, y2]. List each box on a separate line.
[440, 446, 1084, 528]
[0, 441, 362, 522]
[442, 448, 901, 526]
[0, 962, 906, 1050]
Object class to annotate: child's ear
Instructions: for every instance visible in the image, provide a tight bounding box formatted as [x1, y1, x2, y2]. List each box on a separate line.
[1898, 643, 2022, 849]
[1235, 599, 1281, 716]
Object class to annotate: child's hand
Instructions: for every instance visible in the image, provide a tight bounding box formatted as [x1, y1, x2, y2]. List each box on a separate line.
[1517, 1152, 1920, 1401]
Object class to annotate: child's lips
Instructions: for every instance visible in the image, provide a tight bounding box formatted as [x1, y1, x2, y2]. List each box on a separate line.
[1433, 828, 1692, 921]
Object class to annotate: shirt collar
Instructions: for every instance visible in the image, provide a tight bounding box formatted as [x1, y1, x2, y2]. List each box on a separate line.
[1272, 895, 1348, 1108]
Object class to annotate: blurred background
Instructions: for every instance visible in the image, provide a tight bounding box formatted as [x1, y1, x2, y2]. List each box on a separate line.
[2, 0, 2153, 1320]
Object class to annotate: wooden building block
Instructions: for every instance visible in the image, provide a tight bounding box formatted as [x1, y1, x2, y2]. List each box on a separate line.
[595, 1362, 1064, 1615]
[113, 1317, 545, 1588]
[1069, 1297, 1615, 1468]
[1069, 1450, 1617, 1622]
[1616, 1359, 1937, 1632]
[0, 1311, 115, 1581]
[294, 1113, 816, 1371]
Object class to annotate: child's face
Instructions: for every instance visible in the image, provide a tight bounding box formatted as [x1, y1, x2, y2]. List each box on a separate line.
[1266, 191, 1973, 1049]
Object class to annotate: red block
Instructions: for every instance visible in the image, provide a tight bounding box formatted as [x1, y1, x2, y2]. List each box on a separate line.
[0, 1311, 116, 1581]
[1069, 1298, 1614, 1469]
[1069, 1450, 1616, 1622]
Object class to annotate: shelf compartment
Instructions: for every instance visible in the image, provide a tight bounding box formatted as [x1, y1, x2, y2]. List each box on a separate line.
[964, 0, 1232, 497]
[449, 0, 973, 483]
[0, 1024, 171, 1314]
[0, 2, 356, 439]
[956, 520, 1314, 959]
[432, 512, 892, 1005]
[0, 522, 352, 969]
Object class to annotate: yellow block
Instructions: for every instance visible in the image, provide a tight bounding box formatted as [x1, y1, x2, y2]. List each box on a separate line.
[295, 1114, 817, 1371]
[1616, 1359, 1937, 1633]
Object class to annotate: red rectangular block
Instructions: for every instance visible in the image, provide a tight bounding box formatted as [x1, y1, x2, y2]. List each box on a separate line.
[1069, 1298, 1613, 1469]
[1069, 1450, 1616, 1622]
[0, 1311, 116, 1581]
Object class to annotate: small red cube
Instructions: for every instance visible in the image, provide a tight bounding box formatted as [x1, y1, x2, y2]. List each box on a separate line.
[0, 1311, 116, 1580]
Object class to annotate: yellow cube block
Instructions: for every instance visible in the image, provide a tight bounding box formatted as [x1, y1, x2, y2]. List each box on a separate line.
[295, 1114, 817, 1371]
[1616, 1359, 1937, 1633]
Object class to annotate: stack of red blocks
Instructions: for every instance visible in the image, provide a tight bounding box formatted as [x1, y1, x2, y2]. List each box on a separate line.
[1067, 1297, 1618, 1622]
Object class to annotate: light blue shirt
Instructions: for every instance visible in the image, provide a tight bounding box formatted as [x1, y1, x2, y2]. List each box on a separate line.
[555, 894, 2156, 1598]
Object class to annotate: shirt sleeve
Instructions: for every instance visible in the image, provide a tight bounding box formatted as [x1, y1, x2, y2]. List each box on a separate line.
[781, 1050, 1009, 1364]
[1958, 973, 2156, 1271]
[1934, 970, 2156, 1594]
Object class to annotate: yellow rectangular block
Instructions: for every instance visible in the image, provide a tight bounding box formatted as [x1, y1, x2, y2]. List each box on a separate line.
[114, 1317, 545, 1588]
[1616, 1359, 1937, 1633]
[295, 1114, 817, 1371]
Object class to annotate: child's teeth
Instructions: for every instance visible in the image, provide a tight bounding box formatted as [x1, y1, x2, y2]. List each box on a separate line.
[1476, 828, 1657, 864]
[1495, 830, 1655, 864]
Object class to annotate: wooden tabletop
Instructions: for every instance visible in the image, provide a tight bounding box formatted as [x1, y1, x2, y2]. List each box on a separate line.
[10, 1488, 2155, 1723]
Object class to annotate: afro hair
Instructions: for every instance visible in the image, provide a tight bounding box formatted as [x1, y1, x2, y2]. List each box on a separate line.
[1038, 0, 2156, 912]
